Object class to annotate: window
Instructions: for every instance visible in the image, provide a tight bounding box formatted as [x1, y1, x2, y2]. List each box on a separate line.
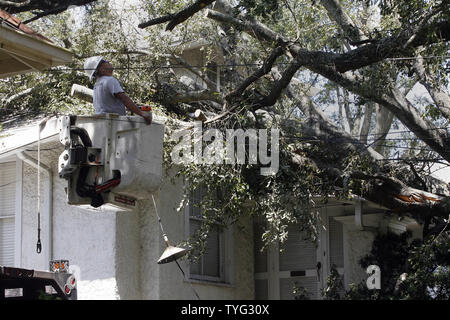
[0, 162, 16, 266]
[186, 185, 232, 284]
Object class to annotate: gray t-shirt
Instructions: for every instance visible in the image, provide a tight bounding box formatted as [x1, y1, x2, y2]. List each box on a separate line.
[93, 76, 126, 115]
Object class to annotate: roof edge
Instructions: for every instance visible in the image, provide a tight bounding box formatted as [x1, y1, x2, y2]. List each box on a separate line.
[0, 9, 53, 43]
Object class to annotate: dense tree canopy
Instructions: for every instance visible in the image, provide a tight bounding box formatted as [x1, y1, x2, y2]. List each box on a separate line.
[1, 0, 449, 269]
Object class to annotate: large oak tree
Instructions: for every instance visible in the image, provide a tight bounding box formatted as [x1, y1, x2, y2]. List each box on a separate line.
[1, 0, 449, 237]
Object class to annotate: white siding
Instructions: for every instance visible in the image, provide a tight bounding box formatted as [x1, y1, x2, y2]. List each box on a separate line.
[0, 162, 16, 266]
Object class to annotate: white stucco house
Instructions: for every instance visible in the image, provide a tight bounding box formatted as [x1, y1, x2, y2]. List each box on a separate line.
[0, 116, 422, 300]
[0, 8, 424, 301]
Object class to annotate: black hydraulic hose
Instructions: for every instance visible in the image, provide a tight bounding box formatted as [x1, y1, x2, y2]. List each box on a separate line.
[70, 127, 92, 147]
[70, 127, 104, 207]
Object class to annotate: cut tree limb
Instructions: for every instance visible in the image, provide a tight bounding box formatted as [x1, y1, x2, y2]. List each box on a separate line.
[70, 84, 93, 103]
[285, 92, 450, 220]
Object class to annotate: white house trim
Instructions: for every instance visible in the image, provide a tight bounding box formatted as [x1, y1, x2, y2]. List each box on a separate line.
[0, 23, 73, 78]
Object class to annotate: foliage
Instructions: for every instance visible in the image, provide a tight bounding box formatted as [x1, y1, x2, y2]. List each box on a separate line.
[323, 229, 450, 300]
[293, 283, 312, 300]
[322, 265, 345, 300]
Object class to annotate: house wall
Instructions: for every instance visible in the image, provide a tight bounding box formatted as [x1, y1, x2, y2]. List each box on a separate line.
[342, 228, 377, 290]
[21, 157, 122, 299]
[146, 173, 254, 300]
[334, 212, 384, 290]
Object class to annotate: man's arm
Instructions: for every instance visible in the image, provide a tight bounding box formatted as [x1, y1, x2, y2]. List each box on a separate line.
[115, 92, 152, 125]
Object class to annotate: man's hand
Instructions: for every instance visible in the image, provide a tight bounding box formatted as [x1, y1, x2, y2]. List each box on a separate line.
[115, 92, 152, 125]
[141, 113, 152, 125]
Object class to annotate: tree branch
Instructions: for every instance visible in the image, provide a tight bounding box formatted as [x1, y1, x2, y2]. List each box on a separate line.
[225, 46, 285, 104]
[412, 55, 450, 119]
[207, 9, 449, 73]
[2, 0, 96, 18]
[139, 0, 216, 31]
[137, 14, 174, 29]
[319, 0, 366, 42]
[22, 5, 67, 24]
[206, 9, 284, 44]
[205, 9, 450, 162]
[283, 93, 450, 220]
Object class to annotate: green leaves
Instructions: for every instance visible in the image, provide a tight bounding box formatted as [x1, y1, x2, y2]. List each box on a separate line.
[334, 230, 450, 300]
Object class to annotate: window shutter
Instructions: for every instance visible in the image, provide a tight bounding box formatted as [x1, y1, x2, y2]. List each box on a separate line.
[328, 217, 345, 297]
[0, 162, 16, 266]
[279, 225, 316, 271]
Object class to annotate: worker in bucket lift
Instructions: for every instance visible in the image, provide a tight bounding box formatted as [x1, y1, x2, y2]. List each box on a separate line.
[84, 56, 152, 125]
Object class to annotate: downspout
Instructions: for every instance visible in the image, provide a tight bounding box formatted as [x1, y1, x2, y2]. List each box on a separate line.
[354, 199, 364, 231]
[17, 151, 53, 267]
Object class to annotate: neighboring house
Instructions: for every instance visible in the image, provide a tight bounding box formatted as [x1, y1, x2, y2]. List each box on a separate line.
[0, 10, 423, 301]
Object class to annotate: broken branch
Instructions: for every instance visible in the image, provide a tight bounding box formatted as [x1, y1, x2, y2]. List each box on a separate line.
[0, 0, 30, 7]
[225, 46, 285, 104]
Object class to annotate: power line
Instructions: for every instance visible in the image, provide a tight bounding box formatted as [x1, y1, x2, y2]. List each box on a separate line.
[376, 158, 446, 162]
[281, 134, 448, 146]
[0, 181, 15, 189]
[43, 55, 450, 73]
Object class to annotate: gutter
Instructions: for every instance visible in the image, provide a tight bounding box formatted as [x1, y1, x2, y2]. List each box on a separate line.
[16, 151, 53, 267]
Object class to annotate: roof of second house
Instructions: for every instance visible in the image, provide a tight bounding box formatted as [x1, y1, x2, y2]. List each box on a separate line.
[0, 9, 73, 78]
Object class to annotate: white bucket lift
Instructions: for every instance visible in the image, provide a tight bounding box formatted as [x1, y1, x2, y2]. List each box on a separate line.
[57, 114, 164, 210]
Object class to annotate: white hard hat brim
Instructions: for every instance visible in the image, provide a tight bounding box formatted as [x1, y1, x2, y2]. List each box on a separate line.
[90, 58, 103, 81]
[84, 56, 104, 81]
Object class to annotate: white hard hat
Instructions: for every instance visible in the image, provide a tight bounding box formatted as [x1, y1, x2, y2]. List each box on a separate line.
[84, 56, 104, 81]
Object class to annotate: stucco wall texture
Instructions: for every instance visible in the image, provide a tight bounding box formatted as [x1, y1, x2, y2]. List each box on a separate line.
[19, 147, 254, 300]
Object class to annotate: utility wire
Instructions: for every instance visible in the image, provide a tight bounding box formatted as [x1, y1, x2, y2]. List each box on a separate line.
[0, 114, 446, 152]
[0, 181, 16, 189]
